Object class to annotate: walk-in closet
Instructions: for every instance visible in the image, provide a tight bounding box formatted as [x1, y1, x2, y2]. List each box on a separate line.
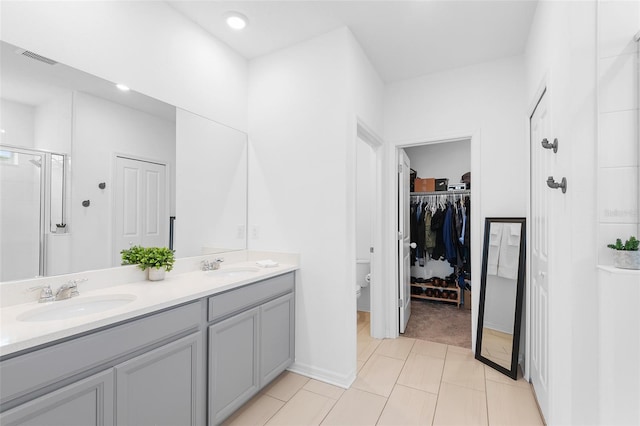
[403, 139, 472, 348]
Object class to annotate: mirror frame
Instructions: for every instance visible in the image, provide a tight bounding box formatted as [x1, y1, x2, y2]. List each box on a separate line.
[475, 217, 526, 379]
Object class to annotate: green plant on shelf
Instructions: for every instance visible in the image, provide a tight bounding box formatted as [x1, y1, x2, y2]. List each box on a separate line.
[607, 236, 639, 251]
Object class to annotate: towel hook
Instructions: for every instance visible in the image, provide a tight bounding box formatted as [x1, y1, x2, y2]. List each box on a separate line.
[546, 176, 567, 193]
[541, 138, 559, 153]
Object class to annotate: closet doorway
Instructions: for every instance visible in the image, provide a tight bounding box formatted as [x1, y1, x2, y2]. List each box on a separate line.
[399, 138, 472, 349]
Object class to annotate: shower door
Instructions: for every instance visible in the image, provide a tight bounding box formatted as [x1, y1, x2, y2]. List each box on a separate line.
[0, 147, 45, 281]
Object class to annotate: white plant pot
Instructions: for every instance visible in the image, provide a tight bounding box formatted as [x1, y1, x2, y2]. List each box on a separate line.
[613, 251, 640, 270]
[148, 267, 166, 281]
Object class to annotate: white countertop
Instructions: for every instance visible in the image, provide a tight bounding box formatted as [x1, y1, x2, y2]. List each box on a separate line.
[0, 261, 297, 357]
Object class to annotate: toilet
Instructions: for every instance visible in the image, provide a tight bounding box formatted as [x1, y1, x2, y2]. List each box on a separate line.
[356, 260, 370, 300]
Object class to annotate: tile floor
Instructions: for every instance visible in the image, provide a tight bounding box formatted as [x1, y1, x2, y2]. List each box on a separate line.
[223, 312, 544, 426]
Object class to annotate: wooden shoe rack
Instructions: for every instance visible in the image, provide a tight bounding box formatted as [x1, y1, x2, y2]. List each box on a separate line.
[410, 278, 461, 308]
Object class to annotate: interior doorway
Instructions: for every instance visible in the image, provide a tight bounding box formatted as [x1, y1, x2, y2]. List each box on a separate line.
[113, 155, 168, 265]
[398, 139, 472, 348]
[354, 119, 383, 341]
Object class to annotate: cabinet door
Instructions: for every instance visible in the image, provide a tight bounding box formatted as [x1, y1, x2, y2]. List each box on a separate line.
[0, 370, 114, 426]
[260, 293, 295, 385]
[209, 307, 259, 424]
[115, 333, 202, 426]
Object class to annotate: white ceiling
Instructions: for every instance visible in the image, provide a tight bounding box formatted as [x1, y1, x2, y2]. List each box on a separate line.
[1, 41, 175, 121]
[168, 0, 538, 83]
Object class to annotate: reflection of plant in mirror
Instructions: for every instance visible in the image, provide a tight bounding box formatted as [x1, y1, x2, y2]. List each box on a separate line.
[138, 247, 175, 272]
[120, 245, 146, 266]
[607, 236, 639, 251]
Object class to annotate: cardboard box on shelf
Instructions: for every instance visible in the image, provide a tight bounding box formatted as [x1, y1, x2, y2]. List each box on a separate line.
[414, 178, 435, 192]
[464, 288, 472, 310]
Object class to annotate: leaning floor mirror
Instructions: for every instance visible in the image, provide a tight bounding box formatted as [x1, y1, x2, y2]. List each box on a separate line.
[475, 217, 526, 379]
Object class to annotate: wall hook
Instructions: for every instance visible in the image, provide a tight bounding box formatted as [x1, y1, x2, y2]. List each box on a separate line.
[82, 200, 90, 207]
[541, 138, 558, 153]
[546, 176, 567, 193]
[98, 182, 106, 189]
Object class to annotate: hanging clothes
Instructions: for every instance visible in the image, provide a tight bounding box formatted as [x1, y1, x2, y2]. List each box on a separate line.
[424, 208, 436, 255]
[442, 204, 458, 266]
[430, 207, 446, 261]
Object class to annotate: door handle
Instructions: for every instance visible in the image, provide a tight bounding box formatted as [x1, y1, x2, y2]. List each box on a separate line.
[541, 138, 558, 153]
[547, 176, 567, 193]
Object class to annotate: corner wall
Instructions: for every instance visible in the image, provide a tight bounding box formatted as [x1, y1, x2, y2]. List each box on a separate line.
[248, 27, 383, 387]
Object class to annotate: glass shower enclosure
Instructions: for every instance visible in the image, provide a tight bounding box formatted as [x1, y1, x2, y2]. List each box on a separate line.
[0, 145, 66, 281]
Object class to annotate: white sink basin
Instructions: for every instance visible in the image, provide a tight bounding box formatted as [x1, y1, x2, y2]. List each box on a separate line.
[205, 266, 260, 279]
[17, 294, 137, 322]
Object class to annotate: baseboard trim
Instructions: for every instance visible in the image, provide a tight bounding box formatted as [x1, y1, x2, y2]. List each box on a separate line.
[287, 361, 356, 389]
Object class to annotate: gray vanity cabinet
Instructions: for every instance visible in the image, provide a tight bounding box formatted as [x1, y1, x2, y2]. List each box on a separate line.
[115, 332, 202, 426]
[208, 307, 260, 424]
[260, 292, 295, 385]
[0, 302, 203, 426]
[0, 369, 114, 426]
[208, 272, 295, 425]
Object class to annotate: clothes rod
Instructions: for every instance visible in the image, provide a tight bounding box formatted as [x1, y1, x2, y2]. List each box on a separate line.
[410, 190, 471, 196]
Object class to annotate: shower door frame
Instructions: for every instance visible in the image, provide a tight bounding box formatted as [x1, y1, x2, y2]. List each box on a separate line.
[0, 144, 66, 279]
[0, 145, 46, 278]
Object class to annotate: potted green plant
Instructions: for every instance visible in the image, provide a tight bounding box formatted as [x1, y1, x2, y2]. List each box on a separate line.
[607, 236, 639, 270]
[120, 245, 146, 266]
[138, 247, 175, 281]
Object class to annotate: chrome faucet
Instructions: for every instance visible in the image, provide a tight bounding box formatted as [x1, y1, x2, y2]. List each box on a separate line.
[201, 257, 224, 271]
[29, 285, 55, 303]
[55, 279, 86, 300]
[30, 279, 86, 303]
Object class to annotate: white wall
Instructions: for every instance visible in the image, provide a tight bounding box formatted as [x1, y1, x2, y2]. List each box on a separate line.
[384, 55, 527, 348]
[70, 92, 175, 273]
[34, 93, 72, 154]
[0, 1, 247, 132]
[405, 139, 471, 185]
[595, 1, 640, 424]
[597, 0, 639, 265]
[524, 1, 599, 424]
[175, 109, 247, 258]
[0, 99, 35, 148]
[248, 27, 383, 387]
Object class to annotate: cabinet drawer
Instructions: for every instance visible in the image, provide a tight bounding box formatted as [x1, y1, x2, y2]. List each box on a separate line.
[208, 272, 294, 323]
[0, 301, 202, 408]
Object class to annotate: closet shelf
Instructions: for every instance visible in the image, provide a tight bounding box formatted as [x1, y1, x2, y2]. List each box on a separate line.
[410, 189, 471, 196]
[410, 283, 461, 308]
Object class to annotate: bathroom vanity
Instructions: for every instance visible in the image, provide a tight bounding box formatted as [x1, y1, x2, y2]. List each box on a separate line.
[0, 262, 296, 426]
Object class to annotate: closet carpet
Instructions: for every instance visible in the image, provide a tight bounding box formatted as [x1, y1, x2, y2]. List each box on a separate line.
[402, 299, 472, 349]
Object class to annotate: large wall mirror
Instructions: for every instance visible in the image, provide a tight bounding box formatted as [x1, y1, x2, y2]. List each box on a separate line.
[475, 217, 526, 379]
[0, 40, 248, 282]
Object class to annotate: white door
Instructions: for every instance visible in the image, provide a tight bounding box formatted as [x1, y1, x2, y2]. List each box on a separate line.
[530, 90, 551, 419]
[398, 149, 411, 333]
[114, 157, 167, 265]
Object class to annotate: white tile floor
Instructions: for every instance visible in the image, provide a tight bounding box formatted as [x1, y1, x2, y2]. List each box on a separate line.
[223, 312, 545, 426]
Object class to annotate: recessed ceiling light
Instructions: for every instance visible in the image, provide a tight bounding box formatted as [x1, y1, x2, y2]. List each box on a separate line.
[225, 12, 248, 30]
[115, 83, 130, 92]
